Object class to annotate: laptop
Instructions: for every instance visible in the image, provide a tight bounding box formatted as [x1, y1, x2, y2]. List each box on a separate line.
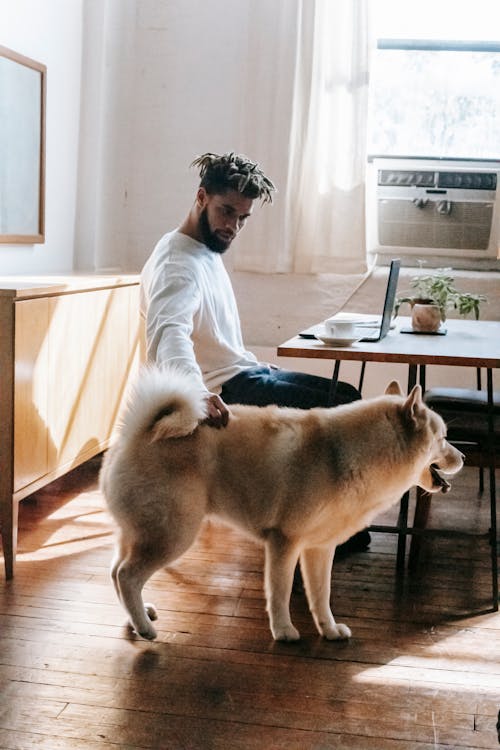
[356, 258, 400, 341]
[299, 258, 401, 343]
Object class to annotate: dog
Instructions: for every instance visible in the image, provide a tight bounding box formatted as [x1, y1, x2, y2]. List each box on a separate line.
[100, 367, 463, 642]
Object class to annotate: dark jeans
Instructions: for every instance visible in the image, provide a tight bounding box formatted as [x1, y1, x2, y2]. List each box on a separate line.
[221, 366, 361, 409]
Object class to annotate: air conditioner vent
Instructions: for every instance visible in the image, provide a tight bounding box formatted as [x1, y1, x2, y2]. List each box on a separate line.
[378, 199, 493, 250]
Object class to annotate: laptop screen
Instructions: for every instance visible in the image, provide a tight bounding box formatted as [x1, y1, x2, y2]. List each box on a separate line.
[379, 259, 401, 338]
[299, 258, 401, 342]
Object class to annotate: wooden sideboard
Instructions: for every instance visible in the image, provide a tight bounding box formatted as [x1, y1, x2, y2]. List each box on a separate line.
[0, 274, 141, 579]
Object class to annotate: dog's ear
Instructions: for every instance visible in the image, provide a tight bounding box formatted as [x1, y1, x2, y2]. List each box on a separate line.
[385, 380, 404, 396]
[402, 384, 424, 423]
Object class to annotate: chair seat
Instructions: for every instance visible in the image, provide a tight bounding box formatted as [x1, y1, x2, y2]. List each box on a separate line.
[424, 387, 500, 437]
[413, 383, 499, 611]
[424, 387, 500, 411]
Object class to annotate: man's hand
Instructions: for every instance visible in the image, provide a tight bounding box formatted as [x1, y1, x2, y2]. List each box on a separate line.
[203, 393, 230, 428]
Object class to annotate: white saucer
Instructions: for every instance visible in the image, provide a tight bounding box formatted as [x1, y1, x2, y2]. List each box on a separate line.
[317, 334, 361, 347]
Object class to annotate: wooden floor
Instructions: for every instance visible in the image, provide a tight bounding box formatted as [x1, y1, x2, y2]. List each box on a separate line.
[1, 457, 499, 750]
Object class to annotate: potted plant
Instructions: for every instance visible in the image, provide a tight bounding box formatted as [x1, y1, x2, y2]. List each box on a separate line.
[394, 268, 487, 332]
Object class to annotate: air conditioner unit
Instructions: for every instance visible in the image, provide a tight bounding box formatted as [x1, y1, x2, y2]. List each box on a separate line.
[366, 157, 500, 269]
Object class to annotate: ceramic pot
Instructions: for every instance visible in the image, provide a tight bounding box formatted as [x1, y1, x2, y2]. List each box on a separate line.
[411, 303, 441, 333]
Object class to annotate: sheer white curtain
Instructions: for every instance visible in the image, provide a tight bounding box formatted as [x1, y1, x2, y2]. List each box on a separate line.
[286, 0, 372, 273]
[235, 0, 373, 274]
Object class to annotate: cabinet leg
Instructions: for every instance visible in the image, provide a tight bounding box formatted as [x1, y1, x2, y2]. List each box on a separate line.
[1, 498, 18, 580]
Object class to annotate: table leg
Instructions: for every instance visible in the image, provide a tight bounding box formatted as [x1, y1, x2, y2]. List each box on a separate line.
[396, 365, 421, 568]
[396, 492, 409, 570]
[327, 360, 341, 406]
[419, 363, 426, 392]
[407, 363, 417, 391]
[358, 361, 366, 394]
[408, 488, 432, 571]
[487, 368, 498, 610]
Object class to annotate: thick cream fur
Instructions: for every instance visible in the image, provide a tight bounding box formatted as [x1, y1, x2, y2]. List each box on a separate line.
[101, 368, 463, 642]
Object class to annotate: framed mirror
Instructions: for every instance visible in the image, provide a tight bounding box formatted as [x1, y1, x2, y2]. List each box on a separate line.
[0, 46, 46, 243]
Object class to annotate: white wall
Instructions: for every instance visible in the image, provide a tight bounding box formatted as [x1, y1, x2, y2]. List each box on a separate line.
[74, 0, 303, 275]
[2, 2, 498, 399]
[75, 0, 259, 273]
[0, 0, 83, 273]
[127, 0, 259, 271]
[74, 0, 137, 273]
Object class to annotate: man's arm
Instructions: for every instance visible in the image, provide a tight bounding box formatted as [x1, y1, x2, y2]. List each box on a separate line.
[145, 270, 204, 381]
[144, 269, 231, 428]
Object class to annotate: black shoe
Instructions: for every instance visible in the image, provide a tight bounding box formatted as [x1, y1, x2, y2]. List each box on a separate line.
[292, 564, 305, 594]
[335, 530, 371, 559]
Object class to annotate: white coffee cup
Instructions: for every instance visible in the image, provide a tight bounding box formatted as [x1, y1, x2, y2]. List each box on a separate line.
[324, 317, 357, 339]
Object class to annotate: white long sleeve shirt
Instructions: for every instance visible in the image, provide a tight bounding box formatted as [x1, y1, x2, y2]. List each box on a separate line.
[140, 230, 258, 393]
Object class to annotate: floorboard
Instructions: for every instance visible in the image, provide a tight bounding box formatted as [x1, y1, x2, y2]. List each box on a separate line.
[1, 456, 499, 749]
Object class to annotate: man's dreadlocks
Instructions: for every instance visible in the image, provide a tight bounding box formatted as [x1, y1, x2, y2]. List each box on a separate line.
[190, 152, 276, 204]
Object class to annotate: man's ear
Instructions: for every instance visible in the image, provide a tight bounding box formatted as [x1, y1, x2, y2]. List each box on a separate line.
[196, 187, 208, 208]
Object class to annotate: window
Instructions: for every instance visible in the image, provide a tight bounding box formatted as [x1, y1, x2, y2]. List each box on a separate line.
[368, 1, 500, 160]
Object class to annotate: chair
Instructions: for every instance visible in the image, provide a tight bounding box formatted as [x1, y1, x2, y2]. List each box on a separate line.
[409, 374, 500, 610]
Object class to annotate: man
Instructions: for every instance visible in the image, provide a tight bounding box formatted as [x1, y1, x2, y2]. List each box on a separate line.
[141, 151, 369, 555]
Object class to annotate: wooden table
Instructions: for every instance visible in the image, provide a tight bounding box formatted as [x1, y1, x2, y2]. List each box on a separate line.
[278, 316, 500, 376]
[278, 316, 500, 597]
[0, 274, 141, 579]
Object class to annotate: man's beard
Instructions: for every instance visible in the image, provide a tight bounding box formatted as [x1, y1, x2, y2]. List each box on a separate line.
[198, 208, 232, 254]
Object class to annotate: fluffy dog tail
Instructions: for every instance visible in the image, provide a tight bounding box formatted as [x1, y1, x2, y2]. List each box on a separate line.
[118, 366, 208, 443]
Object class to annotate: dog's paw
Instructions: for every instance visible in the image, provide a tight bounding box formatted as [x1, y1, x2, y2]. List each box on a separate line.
[135, 604, 159, 639]
[136, 623, 158, 640]
[323, 622, 351, 640]
[273, 624, 300, 642]
[145, 603, 158, 621]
